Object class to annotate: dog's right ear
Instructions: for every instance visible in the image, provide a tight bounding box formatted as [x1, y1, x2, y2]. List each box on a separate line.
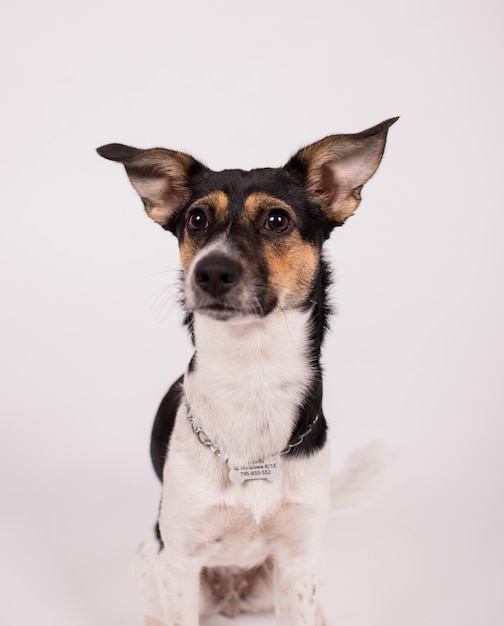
[97, 143, 203, 226]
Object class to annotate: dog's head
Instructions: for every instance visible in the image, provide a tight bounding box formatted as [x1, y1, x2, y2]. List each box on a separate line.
[98, 118, 397, 322]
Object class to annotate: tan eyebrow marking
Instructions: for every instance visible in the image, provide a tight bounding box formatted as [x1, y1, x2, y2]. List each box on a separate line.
[242, 192, 294, 223]
[191, 191, 229, 221]
[179, 191, 229, 272]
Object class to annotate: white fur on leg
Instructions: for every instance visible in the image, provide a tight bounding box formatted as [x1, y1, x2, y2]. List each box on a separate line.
[135, 534, 165, 623]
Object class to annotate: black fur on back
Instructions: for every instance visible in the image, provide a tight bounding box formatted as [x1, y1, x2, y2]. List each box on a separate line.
[150, 375, 184, 481]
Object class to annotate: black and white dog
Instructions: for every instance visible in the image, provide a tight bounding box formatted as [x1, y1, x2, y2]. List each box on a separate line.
[98, 117, 397, 625]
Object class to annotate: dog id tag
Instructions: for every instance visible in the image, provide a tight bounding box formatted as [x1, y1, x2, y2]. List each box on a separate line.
[228, 455, 282, 484]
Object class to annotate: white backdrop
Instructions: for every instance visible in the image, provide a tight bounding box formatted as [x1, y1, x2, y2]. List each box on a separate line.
[1, 1, 503, 625]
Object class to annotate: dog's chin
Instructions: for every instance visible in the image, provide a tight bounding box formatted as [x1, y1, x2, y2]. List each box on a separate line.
[194, 304, 263, 324]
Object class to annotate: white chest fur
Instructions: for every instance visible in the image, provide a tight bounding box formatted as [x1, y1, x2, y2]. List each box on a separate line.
[160, 434, 330, 568]
[183, 309, 316, 469]
[158, 308, 328, 547]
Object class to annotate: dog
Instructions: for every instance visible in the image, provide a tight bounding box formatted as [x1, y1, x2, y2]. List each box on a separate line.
[97, 117, 397, 626]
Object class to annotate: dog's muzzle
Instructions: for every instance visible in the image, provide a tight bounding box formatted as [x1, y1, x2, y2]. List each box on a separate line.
[187, 252, 254, 320]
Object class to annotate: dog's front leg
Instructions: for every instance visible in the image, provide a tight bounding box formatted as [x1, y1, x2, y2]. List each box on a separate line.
[154, 552, 201, 626]
[273, 558, 326, 626]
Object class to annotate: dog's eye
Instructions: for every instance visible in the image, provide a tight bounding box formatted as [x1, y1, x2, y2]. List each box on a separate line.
[187, 209, 209, 232]
[264, 210, 292, 234]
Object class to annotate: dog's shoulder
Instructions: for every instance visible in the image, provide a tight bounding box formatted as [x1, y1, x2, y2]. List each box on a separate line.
[150, 374, 184, 480]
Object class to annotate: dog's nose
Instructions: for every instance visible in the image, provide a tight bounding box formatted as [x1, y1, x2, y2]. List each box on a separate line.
[194, 254, 242, 297]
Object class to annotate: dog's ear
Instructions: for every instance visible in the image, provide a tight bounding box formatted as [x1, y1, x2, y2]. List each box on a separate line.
[97, 143, 203, 226]
[285, 118, 398, 227]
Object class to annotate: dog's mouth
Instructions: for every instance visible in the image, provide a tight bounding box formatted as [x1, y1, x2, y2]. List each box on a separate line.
[188, 284, 276, 322]
[196, 303, 260, 322]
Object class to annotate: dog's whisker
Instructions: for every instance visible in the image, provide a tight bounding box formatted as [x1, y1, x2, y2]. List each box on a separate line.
[149, 282, 181, 320]
[148, 268, 180, 276]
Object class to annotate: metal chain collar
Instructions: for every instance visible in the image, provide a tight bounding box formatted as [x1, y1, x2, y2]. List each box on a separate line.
[185, 401, 319, 463]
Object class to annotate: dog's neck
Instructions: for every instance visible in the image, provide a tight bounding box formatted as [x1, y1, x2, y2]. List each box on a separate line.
[183, 309, 319, 467]
[192, 309, 312, 377]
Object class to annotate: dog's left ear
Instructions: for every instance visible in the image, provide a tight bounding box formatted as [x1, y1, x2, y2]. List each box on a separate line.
[285, 117, 398, 226]
[97, 143, 203, 227]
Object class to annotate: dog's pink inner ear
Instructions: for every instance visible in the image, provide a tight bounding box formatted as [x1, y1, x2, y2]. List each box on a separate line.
[97, 143, 196, 226]
[295, 118, 397, 225]
[315, 144, 385, 223]
[127, 170, 185, 225]
[123, 149, 197, 225]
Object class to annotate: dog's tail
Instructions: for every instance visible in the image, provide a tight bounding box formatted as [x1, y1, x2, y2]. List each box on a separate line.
[330, 441, 388, 512]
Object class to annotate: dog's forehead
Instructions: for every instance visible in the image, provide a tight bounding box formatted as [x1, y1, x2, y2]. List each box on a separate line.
[190, 166, 304, 215]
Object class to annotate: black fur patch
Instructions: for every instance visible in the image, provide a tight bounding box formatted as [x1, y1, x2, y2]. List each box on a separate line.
[287, 258, 332, 457]
[188, 352, 197, 373]
[150, 375, 184, 481]
[154, 520, 164, 551]
[288, 373, 327, 458]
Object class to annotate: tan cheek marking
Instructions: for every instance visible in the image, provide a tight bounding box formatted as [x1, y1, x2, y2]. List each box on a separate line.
[264, 233, 318, 306]
[244, 193, 318, 306]
[179, 238, 199, 273]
